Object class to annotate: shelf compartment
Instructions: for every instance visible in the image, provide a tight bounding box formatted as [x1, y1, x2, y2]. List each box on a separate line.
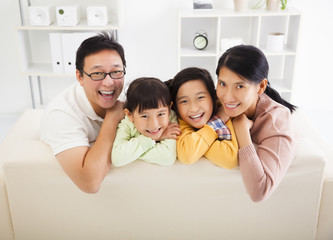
[259, 15, 300, 53]
[180, 17, 218, 52]
[17, 30, 98, 75]
[219, 16, 259, 46]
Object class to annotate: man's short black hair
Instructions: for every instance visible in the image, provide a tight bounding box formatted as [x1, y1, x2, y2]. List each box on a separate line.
[75, 31, 126, 73]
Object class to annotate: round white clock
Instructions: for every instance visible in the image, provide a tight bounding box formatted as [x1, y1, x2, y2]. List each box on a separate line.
[193, 32, 208, 50]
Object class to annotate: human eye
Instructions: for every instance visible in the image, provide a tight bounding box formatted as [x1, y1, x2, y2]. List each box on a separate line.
[237, 85, 244, 89]
[178, 99, 187, 104]
[140, 114, 148, 119]
[91, 72, 106, 80]
[110, 70, 124, 79]
[158, 112, 167, 117]
[198, 96, 205, 100]
[218, 81, 226, 87]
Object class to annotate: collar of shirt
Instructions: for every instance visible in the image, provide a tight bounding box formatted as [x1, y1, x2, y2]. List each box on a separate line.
[75, 83, 104, 122]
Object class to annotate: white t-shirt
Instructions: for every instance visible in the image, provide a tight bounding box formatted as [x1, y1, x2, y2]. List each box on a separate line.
[40, 83, 103, 155]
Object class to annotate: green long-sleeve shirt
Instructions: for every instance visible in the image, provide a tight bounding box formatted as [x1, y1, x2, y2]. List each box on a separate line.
[111, 110, 177, 167]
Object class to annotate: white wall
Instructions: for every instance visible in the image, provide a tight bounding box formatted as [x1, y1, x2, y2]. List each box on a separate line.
[291, 0, 333, 112]
[1, 0, 333, 113]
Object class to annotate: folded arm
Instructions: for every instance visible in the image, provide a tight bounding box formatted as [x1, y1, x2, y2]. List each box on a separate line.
[55, 102, 124, 193]
[204, 119, 238, 169]
[177, 119, 217, 164]
[140, 138, 176, 166]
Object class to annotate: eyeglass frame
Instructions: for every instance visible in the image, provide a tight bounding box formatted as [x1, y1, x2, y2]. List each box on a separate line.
[81, 69, 126, 81]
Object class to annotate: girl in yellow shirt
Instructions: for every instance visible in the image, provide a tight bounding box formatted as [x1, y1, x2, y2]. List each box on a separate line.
[166, 67, 238, 169]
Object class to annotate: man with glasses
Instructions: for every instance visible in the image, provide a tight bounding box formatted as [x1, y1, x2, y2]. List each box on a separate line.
[41, 32, 126, 193]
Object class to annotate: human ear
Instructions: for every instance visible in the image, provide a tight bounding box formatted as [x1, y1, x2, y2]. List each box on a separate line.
[257, 78, 268, 95]
[76, 70, 84, 86]
[124, 108, 134, 122]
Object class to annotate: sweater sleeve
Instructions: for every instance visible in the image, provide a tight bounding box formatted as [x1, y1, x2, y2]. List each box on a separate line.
[139, 138, 176, 166]
[111, 118, 155, 167]
[238, 107, 295, 202]
[177, 119, 217, 164]
[204, 119, 239, 169]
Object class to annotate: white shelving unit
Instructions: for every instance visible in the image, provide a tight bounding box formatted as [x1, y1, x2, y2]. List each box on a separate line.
[16, 0, 124, 108]
[178, 8, 301, 101]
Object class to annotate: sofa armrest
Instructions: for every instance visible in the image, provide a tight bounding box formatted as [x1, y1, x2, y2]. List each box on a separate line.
[0, 109, 43, 240]
[0, 179, 14, 240]
[291, 110, 333, 240]
[0, 109, 43, 172]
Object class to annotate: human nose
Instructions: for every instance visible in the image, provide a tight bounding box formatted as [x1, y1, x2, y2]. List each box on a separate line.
[189, 101, 199, 113]
[101, 74, 115, 86]
[149, 117, 159, 128]
[222, 87, 235, 102]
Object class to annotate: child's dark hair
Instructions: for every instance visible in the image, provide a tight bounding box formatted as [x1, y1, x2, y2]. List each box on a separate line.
[125, 77, 171, 113]
[165, 67, 218, 117]
[216, 44, 296, 113]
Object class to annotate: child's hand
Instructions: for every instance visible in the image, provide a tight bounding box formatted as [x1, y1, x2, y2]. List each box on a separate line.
[157, 123, 181, 141]
[217, 106, 230, 123]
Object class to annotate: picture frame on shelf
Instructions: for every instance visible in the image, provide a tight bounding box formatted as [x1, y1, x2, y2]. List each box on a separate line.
[193, 0, 213, 9]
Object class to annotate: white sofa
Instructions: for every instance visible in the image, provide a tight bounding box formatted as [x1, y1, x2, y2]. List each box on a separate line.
[0, 109, 332, 240]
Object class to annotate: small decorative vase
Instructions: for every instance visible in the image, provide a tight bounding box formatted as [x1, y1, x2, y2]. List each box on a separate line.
[266, 32, 285, 51]
[233, 0, 249, 12]
[266, 0, 280, 11]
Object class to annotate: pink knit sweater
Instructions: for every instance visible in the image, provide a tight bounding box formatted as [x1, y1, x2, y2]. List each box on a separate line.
[238, 93, 296, 202]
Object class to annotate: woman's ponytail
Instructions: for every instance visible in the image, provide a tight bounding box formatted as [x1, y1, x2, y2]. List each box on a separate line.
[264, 84, 296, 113]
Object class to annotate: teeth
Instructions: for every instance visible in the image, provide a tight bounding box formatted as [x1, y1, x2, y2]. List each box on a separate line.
[190, 113, 203, 119]
[147, 128, 161, 134]
[226, 104, 238, 108]
[100, 90, 114, 95]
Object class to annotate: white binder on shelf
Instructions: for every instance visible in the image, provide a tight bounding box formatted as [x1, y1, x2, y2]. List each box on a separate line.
[61, 33, 76, 73]
[49, 33, 64, 73]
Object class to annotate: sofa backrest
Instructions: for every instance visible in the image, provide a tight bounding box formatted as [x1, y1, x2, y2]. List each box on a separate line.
[1, 108, 327, 240]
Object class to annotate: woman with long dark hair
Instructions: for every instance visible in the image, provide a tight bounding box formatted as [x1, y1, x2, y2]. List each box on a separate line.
[216, 45, 296, 202]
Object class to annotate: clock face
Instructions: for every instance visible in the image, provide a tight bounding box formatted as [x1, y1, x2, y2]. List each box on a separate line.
[193, 35, 208, 50]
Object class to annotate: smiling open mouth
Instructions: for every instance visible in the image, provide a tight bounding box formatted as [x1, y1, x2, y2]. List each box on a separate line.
[146, 127, 162, 135]
[189, 113, 204, 120]
[225, 103, 239, 109]
[99, 90, 114, 98]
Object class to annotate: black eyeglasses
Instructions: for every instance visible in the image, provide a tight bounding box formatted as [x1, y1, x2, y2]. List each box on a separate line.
[81, 69, 126, 81]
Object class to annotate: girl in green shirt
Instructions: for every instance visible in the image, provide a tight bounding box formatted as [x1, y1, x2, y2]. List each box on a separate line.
[111, 77, 180, 167]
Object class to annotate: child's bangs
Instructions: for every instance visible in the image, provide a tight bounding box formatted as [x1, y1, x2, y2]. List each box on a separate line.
[137, 93, 169, 113]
